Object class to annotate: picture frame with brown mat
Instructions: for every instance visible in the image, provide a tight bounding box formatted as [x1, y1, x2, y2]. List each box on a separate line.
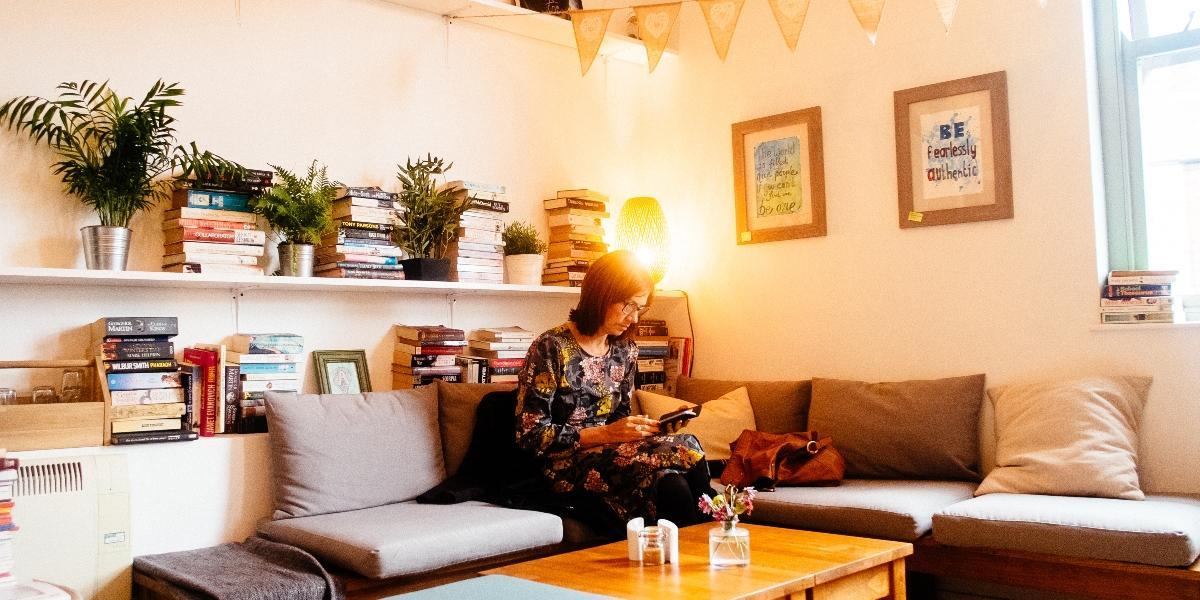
[894, 71, 1013, 228]
[313, 350, 371, 394]
[731, 106, 827, 244]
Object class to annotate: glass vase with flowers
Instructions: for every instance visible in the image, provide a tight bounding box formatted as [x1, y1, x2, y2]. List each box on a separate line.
[698, 484, 756, 567]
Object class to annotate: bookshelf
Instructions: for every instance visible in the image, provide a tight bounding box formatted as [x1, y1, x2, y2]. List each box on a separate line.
[0, 266, 685, 299]
[378, 0, 673, 66]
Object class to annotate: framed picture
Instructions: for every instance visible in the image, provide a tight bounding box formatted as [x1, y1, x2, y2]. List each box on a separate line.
[894, 71, 1013, 228]
[313, 350, 371, 394]
[732, 106, 827, 244]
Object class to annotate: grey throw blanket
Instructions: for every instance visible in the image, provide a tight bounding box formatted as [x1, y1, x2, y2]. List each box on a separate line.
[134, 536, 343, 600]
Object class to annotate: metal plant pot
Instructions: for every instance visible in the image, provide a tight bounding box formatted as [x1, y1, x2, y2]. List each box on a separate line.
[80, 225, 131, 271]
[278, 243, 315, 277]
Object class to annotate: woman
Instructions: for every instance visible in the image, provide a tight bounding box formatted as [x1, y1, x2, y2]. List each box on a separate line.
[515, 250, 711, 536]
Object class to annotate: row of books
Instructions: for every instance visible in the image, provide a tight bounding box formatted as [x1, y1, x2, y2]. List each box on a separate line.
[182, 333, 303, 437]
[163, 170, 272, 275]
[462, 326, 533, 383]
[316, 187, 406, 280]
[0, 457, 15, 590]
[392, 324, 534, 388]
[441, 181, 510, 284]
[1100, 270, 1178, 324]
[542, 189, 609, 287]
[633, 319, 692, 396]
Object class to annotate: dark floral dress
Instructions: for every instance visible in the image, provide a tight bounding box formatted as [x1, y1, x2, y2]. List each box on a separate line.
[515, 324, 705, 522]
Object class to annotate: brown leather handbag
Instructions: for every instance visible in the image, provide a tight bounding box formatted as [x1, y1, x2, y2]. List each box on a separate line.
[719, 430, 845, 490]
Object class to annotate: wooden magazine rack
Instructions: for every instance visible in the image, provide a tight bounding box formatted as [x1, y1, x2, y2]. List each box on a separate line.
[0, 359, 104, 451]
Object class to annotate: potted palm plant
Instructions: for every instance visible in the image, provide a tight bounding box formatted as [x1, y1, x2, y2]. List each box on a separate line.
[392, 155, 472, 281]
[502, 221, 547, 285]
[0, 80, 242, 270]
[252, 161, 339, 277]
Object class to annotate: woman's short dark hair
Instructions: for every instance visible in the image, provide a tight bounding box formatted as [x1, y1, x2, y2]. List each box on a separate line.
[569, 250, 655, 339]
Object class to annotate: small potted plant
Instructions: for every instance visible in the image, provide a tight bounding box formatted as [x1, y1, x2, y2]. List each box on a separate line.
[502, 221, 547, 286]
[392, 154, 472, 281]
[0, 80, 242, 270]
[251, 160, 339, 277]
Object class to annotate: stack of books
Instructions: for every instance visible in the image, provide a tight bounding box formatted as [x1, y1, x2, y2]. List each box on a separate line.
[632, 319, 669, 392]
[1100, 270, 1177, 324]
[163, 169, 271, 275]
[393, 325, 466, 388]
[0, 456, 15, 591]
[543, 189, 609, 286]
[94, 317, 195, 445]
[441, 180, 509, 284]
[316, 187, 405, 280]
[230, 333, 304, 432]
[462, 326, 534, 383]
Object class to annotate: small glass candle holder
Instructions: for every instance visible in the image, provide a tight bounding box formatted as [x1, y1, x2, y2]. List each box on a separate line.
[60, 368, 85, 402]
[638, 526, 667, 566]
[31, 385, 57, 404]
[0, 388, 15, 405]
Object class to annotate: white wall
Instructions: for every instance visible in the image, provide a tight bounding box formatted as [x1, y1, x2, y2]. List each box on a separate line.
[649, 0, 1200, 494]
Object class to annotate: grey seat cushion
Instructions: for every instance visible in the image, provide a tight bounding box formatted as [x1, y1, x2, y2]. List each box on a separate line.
[258, 501, 563, 579]
[933, 493, 1200, 567]
[741, 479, 977, 541]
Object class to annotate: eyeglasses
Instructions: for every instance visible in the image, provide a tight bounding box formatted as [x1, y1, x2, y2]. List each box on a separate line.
[620, 300, 651, 319]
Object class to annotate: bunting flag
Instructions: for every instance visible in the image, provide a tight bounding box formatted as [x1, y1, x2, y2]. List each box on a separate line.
[933, 0, 958, 32]
[634, 3, 683, 72]
[848, 0, 886, 44]
[570, 9, 614, 75]
[767, 0, 811, 51]
[698, 0, 747, 61]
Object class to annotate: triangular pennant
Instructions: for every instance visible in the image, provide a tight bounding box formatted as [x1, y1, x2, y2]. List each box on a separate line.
[570, 9, 614, 76]
[933, 0, 958, 32]
[767, 0, 811, 51]
[847, 0, 886, 45]
[633, 3, 682, 73]
[697, 0, 747, 61]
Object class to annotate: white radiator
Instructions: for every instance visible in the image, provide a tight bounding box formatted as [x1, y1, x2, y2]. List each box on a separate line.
[12, 455, 131, 600]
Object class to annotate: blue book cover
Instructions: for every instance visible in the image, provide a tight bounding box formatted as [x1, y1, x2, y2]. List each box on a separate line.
[237, 362, 299, 374]
[176, 189, 252, 212]
[107, 371, 183, 391]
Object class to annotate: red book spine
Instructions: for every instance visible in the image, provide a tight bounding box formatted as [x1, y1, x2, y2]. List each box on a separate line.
[174, 218, 257, 230]
[487, 358, 526, 368]
[183, 348, 219, 437]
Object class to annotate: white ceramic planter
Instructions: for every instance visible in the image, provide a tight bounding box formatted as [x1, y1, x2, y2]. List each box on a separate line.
[505, 254, 544, 285]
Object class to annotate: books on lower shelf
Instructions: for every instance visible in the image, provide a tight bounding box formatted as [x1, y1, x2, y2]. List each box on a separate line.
[393, 325, 466, 388]
[93, 317, 192, 445]
[457, 326, 532, 383]
[1100, 270, 1179, 324]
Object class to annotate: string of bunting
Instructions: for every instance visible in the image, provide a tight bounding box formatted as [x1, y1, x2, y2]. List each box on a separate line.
[457, 0, 1051, 75]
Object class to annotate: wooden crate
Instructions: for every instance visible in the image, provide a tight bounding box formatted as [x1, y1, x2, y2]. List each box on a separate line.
[0, 359, 104, 451]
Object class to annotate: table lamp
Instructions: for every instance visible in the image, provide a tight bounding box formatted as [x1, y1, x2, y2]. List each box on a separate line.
[615, 196, 669, 283]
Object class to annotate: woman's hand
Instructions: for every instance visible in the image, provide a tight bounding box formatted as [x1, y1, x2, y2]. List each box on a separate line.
[579, 415, 658, 447]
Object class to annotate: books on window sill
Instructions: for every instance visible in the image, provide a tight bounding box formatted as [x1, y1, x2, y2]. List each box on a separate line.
[1100, 270, 1178, 324]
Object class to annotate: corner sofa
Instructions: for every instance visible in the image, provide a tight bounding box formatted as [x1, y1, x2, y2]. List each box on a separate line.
[252, 377, 1200, 599]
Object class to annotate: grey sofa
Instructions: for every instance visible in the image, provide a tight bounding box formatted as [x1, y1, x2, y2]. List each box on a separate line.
[256, 377, 1200, 598]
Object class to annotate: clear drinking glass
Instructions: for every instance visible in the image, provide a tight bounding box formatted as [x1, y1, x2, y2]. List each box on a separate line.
[60, 368, 85, 403]
[30, 385, 57, 404]
[0, 388, 15, 405]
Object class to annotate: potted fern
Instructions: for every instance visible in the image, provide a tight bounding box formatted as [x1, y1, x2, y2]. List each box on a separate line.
[502, 221, 547, 286]
[252, 161, 340, 277]
[392, 155, 472, 281]
[0, 80, 242, 270]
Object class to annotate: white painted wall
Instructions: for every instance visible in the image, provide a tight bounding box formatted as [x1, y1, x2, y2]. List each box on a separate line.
[649, 0, 1200, 494]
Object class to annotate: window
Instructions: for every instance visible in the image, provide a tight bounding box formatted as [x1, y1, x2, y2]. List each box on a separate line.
[1096, 0, 1200, 293]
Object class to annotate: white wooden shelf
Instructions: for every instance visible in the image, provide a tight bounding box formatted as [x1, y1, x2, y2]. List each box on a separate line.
[381, 0, 664, 65]
[0, 266, 684, 299]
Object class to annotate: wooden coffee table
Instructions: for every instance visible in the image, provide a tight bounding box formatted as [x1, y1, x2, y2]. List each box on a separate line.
[486, 523, 912, 599]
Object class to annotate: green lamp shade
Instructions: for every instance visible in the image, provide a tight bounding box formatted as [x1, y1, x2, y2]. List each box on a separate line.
[615, 196, 669, 283]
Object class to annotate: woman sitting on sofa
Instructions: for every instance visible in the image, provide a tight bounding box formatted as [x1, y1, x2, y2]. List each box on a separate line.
[515, 250, 711, 536]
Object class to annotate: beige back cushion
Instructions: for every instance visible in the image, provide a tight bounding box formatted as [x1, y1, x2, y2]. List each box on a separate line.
[265, 387, 444, 519]
[808, 375, 986, 481]
[637, 387, 756, 460]
[435, 381, 518, 476]
[976, 376, 1152, 500]
[673, 376, 811, 433]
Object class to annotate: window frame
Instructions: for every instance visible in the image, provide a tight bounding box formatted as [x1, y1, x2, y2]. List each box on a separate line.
[1095, 0, 1200, 270]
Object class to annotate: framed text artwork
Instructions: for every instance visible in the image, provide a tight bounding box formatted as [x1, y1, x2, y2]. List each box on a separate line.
[313, 350, 371, 394]
[894, 71, 1013, 228]
[732, 106, 827, 244]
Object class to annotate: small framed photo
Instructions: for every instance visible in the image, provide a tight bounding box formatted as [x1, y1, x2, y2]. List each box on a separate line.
[313, 350, 371, 394]
[732, 106, 827, 244]
[894, 71, 1013, 228]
